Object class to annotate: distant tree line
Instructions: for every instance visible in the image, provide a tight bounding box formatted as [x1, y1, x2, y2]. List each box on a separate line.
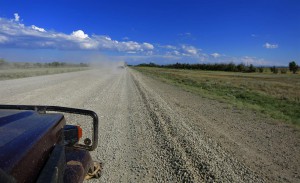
[0, 59, 89, 69]
[138, 62, 257, 73]
[137, 61, 299, 74]
[269, 61, 299, 74]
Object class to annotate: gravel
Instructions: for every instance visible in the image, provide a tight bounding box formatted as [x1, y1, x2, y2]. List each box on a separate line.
[0, 67, 299, 182]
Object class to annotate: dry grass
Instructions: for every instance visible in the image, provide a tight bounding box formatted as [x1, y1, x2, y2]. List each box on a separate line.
[134, 67, 300, 125]
[0, 67, 89, 80]
[174, 70, 300, 102]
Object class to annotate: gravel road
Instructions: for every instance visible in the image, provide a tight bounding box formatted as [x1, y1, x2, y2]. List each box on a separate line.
[0, 67, 299, 182]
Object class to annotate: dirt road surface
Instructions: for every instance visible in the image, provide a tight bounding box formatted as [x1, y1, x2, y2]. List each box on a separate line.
[0, 68, 299, 182]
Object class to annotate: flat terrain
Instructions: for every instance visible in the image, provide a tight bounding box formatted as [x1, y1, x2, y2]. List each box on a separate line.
[0, 67, 88, 80]
[0, 68, 299, 182]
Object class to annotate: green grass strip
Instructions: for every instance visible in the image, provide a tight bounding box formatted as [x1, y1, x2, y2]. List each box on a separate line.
[134, 67, 300, 125]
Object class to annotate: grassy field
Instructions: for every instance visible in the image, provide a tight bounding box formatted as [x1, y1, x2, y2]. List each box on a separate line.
[134, 67, 300, 125]
[0, 67, 89, 80]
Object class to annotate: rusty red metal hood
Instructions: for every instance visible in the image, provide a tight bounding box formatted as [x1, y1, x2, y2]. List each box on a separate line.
[0, 109, 65, 182]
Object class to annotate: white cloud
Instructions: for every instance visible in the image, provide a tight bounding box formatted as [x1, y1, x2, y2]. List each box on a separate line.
[211, 53, 221, 58]
[121, 41, 141, 51]
[71, 30, 89, 39]
[0, 15, 155, 53]
[79, 41, 99, 49]
[181, 45, 198, 55]
[14, 13, 20, 22]
[0, 35, 8, 43]
[145, 51, 153, 56]
[164, 44, 205, 59]
[31, 25, 46, 32]
[173, 50, 181, 56]
[103, 36, 111, 41]
[240, 56, 269, 65]
[142, 42, 154, 50]
[165, 50, 181, 57]
[160, 45, 177, 49]
[263, 42, 278, 49]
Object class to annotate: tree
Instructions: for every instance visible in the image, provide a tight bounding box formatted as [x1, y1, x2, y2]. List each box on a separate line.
[289, 61, 298, 74]
[270, 66, 278, 74]
[248, 64, 256, 72]
[237, 63, 246, 72]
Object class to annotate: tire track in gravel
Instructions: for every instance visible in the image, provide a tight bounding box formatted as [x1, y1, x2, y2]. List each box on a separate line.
[130, 69, 264, 183]
[87, 70, 133, 182]
[132, 72, 203, 182]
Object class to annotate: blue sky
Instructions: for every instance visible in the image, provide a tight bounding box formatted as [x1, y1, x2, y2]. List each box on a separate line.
[0, 0, 299, 65]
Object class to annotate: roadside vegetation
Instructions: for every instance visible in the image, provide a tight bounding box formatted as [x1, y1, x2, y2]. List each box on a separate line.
[138, 61, 299, 74]
[0, 59, 89, 80]
[134, 66, 300, 125]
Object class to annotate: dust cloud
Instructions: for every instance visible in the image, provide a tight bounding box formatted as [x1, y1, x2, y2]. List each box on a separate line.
[87, 54, 126, 75]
